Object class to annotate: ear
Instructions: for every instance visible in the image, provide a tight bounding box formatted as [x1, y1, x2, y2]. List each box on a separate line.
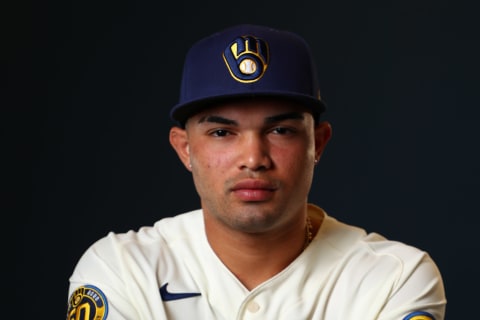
[314, 121, 332, 162]
[169, 126, 192, 171]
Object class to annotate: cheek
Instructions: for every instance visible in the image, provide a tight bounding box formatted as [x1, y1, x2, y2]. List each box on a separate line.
[191, 147, 230, 173]
[276, 141, 314, 165]
[190, 150, 232, 198]
[274, 143, 315, 180]
[283, 157, 313, 179]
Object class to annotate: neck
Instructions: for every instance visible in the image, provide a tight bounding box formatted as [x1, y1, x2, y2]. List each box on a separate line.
[204, 212, 316, 290]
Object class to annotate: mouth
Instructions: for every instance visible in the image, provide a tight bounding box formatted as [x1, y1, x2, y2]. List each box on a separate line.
[230, 179, 277, 202]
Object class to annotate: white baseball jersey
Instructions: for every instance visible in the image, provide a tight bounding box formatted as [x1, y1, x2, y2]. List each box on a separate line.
[67, 204, 446, 319]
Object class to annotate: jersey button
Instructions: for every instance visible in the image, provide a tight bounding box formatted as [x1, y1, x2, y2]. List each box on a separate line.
[247, 301, 260, 313]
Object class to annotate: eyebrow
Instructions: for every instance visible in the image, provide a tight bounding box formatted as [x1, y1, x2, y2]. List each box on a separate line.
[265, 112, 305, 124]
[198, 115, 237, 125]
[198, 112, 305, 126]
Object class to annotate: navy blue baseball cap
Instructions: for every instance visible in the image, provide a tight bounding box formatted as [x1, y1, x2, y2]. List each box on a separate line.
[170, 24, 326, 126]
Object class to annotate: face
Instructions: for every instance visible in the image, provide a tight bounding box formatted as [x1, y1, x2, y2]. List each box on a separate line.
[170, 99, 331, 234]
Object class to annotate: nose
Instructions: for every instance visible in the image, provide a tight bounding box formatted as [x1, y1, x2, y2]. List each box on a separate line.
[238, 133, 272, 171]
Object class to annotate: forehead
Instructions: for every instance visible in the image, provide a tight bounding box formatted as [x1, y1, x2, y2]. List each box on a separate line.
[187, 98, 312, 123]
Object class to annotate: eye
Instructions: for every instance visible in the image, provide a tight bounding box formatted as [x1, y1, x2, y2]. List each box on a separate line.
[210, 129, 231, 137]
[271, 126, 295, 135]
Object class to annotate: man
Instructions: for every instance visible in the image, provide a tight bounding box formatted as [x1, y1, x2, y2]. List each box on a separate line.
[67, 24, 447, 319]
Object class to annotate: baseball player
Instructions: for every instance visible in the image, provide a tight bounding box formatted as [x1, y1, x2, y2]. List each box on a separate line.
[67, 24, 447, 319]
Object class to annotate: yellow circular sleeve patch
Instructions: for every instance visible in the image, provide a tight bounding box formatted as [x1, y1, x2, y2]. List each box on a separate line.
[67, 285, 108, 320]
[403, 311, 435, 320]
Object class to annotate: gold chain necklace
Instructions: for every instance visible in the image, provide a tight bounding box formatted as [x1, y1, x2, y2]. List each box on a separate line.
[303, 216, 313, 251]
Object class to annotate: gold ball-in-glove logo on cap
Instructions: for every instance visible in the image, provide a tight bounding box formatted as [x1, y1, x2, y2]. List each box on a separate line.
[223, 35, 269, 83]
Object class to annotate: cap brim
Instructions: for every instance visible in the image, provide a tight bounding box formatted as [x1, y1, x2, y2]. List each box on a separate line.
[170, 92, 326, 126]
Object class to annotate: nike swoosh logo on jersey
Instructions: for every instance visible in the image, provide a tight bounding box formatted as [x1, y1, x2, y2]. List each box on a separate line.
[160, 283, 201, 301]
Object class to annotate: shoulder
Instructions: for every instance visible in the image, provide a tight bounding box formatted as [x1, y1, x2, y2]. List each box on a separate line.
[310, 204, 442, 283]
[96, 209, 202, 250]
[307, 205, 446, 317]
[77, 209, 203, 265]
[310, 204, 429, 262]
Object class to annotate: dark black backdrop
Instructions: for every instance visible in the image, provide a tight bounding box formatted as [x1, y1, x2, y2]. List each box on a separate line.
[13, 0, 478, 318]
